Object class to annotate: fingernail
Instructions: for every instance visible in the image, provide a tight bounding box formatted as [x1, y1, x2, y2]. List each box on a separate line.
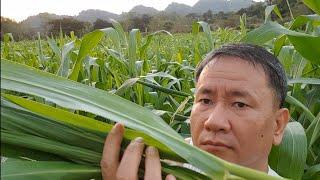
[146, 146, 158, 155]
[166, 174, 176, 180]
[133, 137, 144, 143]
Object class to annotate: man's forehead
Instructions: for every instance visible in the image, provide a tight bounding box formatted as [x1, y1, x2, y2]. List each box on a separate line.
[203, 56, 262, 72]
[198, 56, 268, 85]
[195, 85, 254, 97]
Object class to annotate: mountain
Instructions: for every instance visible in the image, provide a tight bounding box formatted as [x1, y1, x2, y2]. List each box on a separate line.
[129, 5, 159, 15]
[16, 0, 256, 31]
[192, 0, 254, 14]
[76, 9, 119, 23]
[21, 13, 71, 31]
[164, 2, 193, 15]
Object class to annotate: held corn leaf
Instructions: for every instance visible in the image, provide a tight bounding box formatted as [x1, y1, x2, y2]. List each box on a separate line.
[1, 98, 211, 180]
[2, 94, 179, 161]
[1, 161, 101, 180]
[269, 122, 308, 180]
[0, 60, 280, 179]
[1, 143, 66, 162]
[1, 98, 105, 152]
[2, 129, 101, 165]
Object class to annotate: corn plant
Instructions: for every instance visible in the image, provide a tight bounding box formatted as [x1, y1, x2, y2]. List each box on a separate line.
[1, 1, 319, 179]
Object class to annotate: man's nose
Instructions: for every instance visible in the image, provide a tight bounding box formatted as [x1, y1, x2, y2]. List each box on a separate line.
[204, 103, 231, 133]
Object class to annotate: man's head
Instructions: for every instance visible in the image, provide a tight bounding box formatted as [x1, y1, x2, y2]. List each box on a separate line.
[190, 44, 289, 172]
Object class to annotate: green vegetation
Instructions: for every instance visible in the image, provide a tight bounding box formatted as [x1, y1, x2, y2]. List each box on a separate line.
[1, 1, 319, 179]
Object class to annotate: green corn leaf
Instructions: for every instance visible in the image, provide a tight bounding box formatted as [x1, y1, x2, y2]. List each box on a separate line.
[243, 21, 320, 65]
[269, 122, 308, 180]
[2, 94, 178, 161]
[1, 97, 210, 180]
[68, 30, 104, 81]
[115, 77, 140, 96]
[290, 14, 320, 30]
[303, 0, 320, 15]
[1, 161, 101, 180]
[307, 113, 320, 148]
[1, 143, 66, 162]
[302, 163, 320, 179]
[47, 37, 61, 60]
[100, 27, 120, 51]
[265, 5, 283, 23]
[110, 19, 127, 47]
[57, 41, 75, 77]
[2, 129, 101, 165]
[128, 29, 140, 77]
[197, 21, 214, 50]
[286, 95, 316, 123]
[287, 78, 320, 85]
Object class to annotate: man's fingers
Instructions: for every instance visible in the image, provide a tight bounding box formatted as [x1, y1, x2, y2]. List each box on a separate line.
[100, 123, 124, 179]
[144, 146, 162, 180]
[165, 174, 177, 180]
[116, 137, 145, 180]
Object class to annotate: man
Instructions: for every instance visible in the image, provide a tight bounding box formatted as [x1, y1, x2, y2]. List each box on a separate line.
[100, 44, 290, 179]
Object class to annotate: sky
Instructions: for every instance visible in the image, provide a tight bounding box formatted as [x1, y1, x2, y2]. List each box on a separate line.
[2, 0, 263, 22]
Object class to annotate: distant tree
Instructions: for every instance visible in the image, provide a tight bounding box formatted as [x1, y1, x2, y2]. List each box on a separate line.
[237, 2, 265, 19]
[128, 14, 152, 32]
[93, 19, 112, 30]
[1, 17, 31, 40]
[163, 21, 174, 31]
[203, 10, 213, 22]
[47, 18, 90, 37]
[186, 13, 201, 21]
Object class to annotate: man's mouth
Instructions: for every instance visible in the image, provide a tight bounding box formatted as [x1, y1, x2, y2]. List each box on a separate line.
[199, 140, 232, 153]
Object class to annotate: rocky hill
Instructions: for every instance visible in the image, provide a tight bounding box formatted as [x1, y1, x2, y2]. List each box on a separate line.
[164, 2, 193, 15]
[129, 5, 159, 15]
[192, 0, 254, 13]
[76, 9, 119, 23]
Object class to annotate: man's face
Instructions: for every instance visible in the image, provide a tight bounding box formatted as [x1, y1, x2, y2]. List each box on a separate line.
[190, 56, 288, 171]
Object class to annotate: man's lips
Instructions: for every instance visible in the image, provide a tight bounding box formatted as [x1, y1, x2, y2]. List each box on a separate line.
[199, 140, 232, 152]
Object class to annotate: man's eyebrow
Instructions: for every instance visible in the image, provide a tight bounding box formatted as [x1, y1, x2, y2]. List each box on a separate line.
[196, 88, 215, 95]
[227, 90, 254, 99]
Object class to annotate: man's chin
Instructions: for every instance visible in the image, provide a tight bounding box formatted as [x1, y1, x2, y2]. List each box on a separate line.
[200, 145, 236, 163]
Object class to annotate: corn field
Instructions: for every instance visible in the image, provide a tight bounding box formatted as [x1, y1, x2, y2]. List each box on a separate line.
[1, 1, 320, 180]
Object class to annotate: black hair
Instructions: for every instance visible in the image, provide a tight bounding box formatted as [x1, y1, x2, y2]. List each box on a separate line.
[195, 43, 287, 108]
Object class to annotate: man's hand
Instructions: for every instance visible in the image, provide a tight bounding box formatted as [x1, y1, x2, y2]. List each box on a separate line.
[100, 123, 176, 180]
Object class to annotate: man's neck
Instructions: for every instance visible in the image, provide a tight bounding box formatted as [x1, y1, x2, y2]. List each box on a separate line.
[244, 160, 269, 173]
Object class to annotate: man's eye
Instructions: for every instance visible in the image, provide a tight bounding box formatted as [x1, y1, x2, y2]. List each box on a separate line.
[200, 99, 212, 105]
[234, 102, 248, 108]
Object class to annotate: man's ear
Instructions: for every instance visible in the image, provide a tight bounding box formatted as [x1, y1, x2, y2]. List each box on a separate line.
[273, 108, 290, 145]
